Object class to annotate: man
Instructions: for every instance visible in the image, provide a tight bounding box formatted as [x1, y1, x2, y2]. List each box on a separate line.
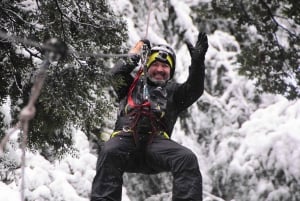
[91, 32, 208, 201]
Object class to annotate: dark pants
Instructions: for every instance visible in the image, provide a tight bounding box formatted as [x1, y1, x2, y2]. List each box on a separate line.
[90, 133, 202, 201]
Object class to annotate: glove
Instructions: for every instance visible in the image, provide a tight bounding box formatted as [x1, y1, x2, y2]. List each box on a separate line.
[186, 32, 208, 64]
[129, 39, 151, 54]
[141, 38, 151, 50]
[128, 39, 151, 66]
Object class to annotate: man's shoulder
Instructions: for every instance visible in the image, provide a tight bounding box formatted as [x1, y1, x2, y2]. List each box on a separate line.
[166, 80, 180, 89]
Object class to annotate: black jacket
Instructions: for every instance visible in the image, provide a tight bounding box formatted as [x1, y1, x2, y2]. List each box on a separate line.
[109, 58, 205, 137]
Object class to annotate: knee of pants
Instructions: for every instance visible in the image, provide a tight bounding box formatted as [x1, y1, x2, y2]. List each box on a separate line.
[96, 140, 125, 169]
[100, 137, 126, 158]
[101, 143, 117, 157]
[173, 149, 199, 172]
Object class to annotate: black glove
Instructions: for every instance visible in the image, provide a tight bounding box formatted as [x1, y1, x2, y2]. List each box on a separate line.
[129, 54, 140, 66]
[141, 38, 151, 50]
[186, 32, 208, 64]
[128, 39, 151, 66]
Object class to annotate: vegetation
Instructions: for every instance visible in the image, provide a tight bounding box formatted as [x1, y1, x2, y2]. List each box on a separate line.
[0, 0, 127, 157]
[196, 0, 300, 99]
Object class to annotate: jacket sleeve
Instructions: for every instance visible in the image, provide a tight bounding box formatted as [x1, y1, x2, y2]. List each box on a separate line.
[108, 58, 137, 100]
[173, 61, 205, 112]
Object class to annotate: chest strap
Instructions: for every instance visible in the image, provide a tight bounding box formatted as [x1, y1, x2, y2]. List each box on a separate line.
[124, 68, 168, 145]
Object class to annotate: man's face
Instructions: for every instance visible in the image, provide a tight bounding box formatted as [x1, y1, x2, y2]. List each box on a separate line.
[147, 61, 171, 82]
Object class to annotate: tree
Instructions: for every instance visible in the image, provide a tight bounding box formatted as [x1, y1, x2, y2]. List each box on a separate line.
[195, 0, 300, 100]
[0, 0, 127, 157]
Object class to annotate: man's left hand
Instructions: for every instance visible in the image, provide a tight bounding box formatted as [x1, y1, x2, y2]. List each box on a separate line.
[186, 32, 209, 64]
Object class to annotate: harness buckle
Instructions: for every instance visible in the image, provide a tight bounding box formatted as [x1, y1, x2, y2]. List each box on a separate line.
[122, 126, 132, 133]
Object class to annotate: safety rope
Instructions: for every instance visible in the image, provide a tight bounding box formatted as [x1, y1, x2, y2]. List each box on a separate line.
[0, 30, 135, 59]
[144, 0, 153, 39]
[0, 58, 50, 201]
[23, 59, 50, 201]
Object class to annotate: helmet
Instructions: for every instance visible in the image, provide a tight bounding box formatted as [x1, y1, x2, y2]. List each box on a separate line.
[146, 44, 176, 78]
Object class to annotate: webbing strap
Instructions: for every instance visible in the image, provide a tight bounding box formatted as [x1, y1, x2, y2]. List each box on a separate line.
[125, 49, 171, 144]
[125, 69, 157, 145]
[111, 130, 169, 140]
[127, 68, 147, 107]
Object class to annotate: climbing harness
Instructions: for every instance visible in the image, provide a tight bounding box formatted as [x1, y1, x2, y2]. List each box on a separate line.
[118, 50, 170, 145]
[126, 68, 152, 144]
[111, 0, 175, 145]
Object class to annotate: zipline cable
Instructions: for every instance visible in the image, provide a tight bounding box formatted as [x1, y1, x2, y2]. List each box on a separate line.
[0, 30, 135, 59]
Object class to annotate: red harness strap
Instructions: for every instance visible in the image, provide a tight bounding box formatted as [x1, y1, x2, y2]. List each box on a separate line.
[127, 68, 144, 107]
[126, 68, 160, 145]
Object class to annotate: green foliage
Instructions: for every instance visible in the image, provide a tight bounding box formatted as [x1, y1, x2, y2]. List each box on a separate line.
[0, 0, 128, 157]
[194, 0, 300, 99]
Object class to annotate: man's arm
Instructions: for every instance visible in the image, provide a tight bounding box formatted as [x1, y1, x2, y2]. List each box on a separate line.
[109, 57, 138, 100]
[173, 32, 209, 111]
[109, 40, 148, 100]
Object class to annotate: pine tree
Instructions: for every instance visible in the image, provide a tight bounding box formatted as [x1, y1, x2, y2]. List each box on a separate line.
[0, 0, 127, 157]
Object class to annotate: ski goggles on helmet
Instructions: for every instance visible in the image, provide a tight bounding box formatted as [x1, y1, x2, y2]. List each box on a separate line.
[146, 51, 174, 68]
[146, 45, 176, 69]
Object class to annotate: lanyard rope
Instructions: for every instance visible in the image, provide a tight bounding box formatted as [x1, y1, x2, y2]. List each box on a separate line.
[0, 59, 50, 201]
[140, 0, 153, 100]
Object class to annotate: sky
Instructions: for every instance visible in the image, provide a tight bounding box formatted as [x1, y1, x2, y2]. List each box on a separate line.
[1, 0, 300, 201]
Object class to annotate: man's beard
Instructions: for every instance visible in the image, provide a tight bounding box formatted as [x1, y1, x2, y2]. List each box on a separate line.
[147, 72, 170, 86]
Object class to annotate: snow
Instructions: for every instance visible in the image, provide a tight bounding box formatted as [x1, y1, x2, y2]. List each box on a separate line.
[0, 97, 12, 125]
[0, 127, 132, 201]
[233, 98, 300, 177]
[0, 130, 95, 201]
[170, 0, 198, 41]
[1, 0, 300, 201]
[0, 182, 21, 201]
[16, 0, 38, 12]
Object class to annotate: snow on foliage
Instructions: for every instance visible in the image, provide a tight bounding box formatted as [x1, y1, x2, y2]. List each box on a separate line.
[1, 130, 97, 201]
[1, 0, 300, 201]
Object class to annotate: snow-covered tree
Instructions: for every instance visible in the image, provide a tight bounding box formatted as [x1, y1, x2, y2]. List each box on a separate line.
[199, 0, 300, 99]
[0, 0, 127, 156]
[1, 0, 300, 201]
